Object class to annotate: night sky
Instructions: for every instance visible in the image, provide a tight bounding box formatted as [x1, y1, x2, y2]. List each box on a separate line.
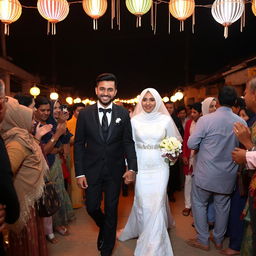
[4, 0, 256, 98]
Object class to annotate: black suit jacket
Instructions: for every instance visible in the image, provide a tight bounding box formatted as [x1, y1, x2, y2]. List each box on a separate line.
[74, 103, 137, 184]
[0, 136, 20, 224]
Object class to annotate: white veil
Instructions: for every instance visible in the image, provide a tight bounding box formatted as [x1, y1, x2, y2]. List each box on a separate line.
[201, 97, 215, 116]
[132, 88, 182, 141]
[132, 88, 170, 120]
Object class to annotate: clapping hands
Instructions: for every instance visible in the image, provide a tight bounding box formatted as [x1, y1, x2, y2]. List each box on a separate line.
[35, 123, 53, 141]
[232, 147, 247, 164]
[233, 122, 253, 149]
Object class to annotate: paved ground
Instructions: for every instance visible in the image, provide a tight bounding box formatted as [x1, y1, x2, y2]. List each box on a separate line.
[48, 189, 229, 256]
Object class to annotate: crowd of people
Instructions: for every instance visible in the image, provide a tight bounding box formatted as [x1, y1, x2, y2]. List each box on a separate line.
[0, 73, 255, 256]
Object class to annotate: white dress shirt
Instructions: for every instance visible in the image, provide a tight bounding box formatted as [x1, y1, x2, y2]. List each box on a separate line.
[97, 101, 113, 126]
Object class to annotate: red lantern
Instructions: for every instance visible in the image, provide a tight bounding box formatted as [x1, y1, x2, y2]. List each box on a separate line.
[37, 0, 69, 35]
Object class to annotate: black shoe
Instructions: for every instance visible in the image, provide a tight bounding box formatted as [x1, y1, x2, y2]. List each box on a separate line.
[97, 228, 104, 251]
[100, 250, 112, 256]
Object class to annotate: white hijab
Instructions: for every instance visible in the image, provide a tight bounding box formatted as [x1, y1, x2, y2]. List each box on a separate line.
[201, 97, 216, 116]
[132, 88, 170, 120]
[132, 88, 182, 140]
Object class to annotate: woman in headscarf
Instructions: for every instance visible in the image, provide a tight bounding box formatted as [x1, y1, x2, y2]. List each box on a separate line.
[41, 99, 74, 239]
[118, 88, 182, 256]
[201, 97, 217, 116]
[0, 97, 49, 256]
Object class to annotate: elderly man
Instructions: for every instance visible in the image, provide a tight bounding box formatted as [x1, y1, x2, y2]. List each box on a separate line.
[232, 77, 256, 256]
[0, 79, 20, 255]
[186, 86, 246, 251]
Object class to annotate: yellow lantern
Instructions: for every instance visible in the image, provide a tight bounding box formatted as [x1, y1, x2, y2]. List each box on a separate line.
[73, 97, 81, 103]
[66, 96, 73, 105]
[126, 0, 152, 27]
[82, 0, 107, 30]
[170, 95, 177, 102]
[175, 91, 184, 100]
[0, 0, 22, 35]
[30, 86, 40, 98]
[162, 96, 169, 103]
[169, 0, 195, 31]
[50, 92, 59, 100]
[252, 0, 256, 16]
[37, 0, 69, 35]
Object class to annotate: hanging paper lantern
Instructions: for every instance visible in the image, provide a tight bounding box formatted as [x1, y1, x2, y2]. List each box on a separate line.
[175, 91, 184, 100]
[37, 0, 69, 35]
[66, 96, 73, 105]
[50, 92, 59, 100]
[82, 0, 107, 30]
[0, 0, 22, 35]
[126, 0, 152, 27]
[30, 86, 40, 98]
[252, 0, 256, 16]
[211, 0, 244, 38]
[169, 0, 195, 31]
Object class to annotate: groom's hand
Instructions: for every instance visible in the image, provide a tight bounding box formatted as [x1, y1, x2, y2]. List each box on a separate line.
[77, 176, 88, 189]
[123, 170, 135, 185]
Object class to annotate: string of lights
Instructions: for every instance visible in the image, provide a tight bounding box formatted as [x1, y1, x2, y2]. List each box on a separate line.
[0, 0, 255, 37]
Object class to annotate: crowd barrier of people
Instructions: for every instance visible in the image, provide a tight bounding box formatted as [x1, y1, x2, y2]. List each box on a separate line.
[0, 74, 256, 256]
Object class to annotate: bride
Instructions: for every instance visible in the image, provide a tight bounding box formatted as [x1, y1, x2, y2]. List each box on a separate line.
[118, 88, 182, 256]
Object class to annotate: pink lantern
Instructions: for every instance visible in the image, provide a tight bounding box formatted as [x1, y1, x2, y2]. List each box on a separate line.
[37, 0, 69, 35]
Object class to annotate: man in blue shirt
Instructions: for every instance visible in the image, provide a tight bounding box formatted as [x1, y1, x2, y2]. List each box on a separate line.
[186, 86, 246, 251]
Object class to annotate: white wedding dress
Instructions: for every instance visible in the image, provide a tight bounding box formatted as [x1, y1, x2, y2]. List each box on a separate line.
[119, 113, 180, 256]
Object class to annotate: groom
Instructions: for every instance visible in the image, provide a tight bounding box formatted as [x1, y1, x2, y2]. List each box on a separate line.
[74, 73, 137, 256]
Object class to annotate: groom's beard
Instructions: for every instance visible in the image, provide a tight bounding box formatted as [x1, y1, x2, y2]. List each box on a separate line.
[97, 95, 113, 106]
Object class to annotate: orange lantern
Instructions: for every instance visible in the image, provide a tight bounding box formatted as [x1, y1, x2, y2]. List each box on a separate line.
[37, 0, 69, 35]
[0, 0, 22, 35]
[169, 0, 195, 31]
[82, 0, 107, 30]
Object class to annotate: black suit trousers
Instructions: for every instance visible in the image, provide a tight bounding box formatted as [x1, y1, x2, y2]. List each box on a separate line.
[86, 166, 122, 254]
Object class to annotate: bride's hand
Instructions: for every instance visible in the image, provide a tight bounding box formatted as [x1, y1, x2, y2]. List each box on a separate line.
[123, 170, 135, 184]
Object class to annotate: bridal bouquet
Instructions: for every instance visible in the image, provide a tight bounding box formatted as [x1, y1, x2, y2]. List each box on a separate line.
[160, 137, 182, 166]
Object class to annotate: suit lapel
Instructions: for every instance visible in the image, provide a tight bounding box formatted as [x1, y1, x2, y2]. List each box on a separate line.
[92, 104, 104, 142]
[106, 104, 117, 142]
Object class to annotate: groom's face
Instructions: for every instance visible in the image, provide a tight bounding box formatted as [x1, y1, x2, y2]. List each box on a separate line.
[95, 81, 117, 106]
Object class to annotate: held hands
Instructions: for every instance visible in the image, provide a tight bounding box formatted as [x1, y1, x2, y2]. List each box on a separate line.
[123, 170, 135, 185]
[77, 176, 88, 189]
[232, 147, 247, 165]
[0, 204, 6, 233]
[233, 122, 253, 149]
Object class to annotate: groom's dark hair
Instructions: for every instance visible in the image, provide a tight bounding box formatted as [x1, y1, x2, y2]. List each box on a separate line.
[96, 73, 118, 88]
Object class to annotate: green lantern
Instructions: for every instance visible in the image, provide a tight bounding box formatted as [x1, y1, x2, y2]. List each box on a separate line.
[126, 0, 152, 27]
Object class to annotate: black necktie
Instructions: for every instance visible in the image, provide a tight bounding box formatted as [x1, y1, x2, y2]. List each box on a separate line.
[99, 108, 112, 140]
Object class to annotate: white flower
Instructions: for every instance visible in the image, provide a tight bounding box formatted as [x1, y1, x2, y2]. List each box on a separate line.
[160, 136, 182, 165]
[115, 118, 121, 124]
